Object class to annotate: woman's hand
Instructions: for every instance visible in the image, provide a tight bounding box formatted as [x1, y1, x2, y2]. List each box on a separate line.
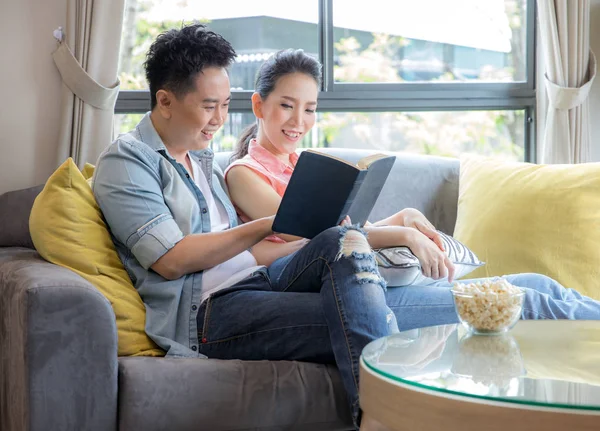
[400, 209, 444, 252]
[405, 228, 455, 282]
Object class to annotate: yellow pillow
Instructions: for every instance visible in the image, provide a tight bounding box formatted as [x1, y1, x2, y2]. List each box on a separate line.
[453, 156, 600, 300]
[30, 158, 164, 357]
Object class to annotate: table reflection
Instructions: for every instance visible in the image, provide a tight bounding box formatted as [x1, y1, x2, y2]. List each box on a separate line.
[362, 321, 600, 408]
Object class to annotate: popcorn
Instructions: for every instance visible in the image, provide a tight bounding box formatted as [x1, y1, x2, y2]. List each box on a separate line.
[451, 278, 524, 333]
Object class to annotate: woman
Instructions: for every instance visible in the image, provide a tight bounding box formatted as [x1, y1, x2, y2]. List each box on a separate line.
[226, 50, 455, 281]
[224, 48, 600, 314]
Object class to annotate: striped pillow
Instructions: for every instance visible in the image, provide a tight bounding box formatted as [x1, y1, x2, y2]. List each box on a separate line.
[375, 230, 484, 287]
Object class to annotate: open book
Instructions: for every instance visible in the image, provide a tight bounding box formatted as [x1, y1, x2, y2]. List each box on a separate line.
[272, 150, 396, 239]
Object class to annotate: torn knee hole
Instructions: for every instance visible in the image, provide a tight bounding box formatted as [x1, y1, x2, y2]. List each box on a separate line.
[338, 229, 371, 257]
[355, 271, 383, 284]
[356, 271, 381, 283]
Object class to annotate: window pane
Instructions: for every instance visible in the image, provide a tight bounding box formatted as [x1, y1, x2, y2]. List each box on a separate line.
[313, 111, 525, 161]
[119, 0, 319, 91]
[116, 110, 524, 161]
[333, 0, 527, 83]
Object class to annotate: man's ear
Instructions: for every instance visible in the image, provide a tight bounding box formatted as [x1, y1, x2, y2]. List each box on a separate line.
[155, 89, 173, 119]
[251, 92, 263, 119]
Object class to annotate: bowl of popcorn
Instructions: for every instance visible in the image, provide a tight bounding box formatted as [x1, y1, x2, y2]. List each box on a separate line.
[451, 278, 525, 335]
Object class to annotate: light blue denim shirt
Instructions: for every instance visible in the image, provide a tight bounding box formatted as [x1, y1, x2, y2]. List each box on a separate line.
[93, 112, 239, 357]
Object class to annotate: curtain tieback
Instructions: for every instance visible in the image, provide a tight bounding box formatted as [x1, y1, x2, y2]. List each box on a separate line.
[52, 42, 120, 111]
[545, 50, 597, 111]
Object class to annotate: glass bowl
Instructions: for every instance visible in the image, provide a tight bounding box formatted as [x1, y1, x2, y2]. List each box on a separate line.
[451, 284, 525, 335]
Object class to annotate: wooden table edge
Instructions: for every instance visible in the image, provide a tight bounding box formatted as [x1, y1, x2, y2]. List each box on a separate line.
[359, 357, 600, 431]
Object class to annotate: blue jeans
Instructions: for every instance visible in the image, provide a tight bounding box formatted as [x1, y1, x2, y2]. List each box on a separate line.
[196, 226, 600, 428]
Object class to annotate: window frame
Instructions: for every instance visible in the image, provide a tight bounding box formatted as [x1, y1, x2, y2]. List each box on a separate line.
[115, 0, 537, 162]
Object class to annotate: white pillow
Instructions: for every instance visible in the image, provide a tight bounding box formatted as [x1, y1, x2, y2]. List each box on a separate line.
[375, 230, 484, 286]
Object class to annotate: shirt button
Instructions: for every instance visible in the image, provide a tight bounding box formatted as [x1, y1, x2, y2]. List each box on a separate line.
[191, 346, 197, 351]
[202, 208, 208, 214]
[185, 173, 190, 178]
[192, 305, 197, 311]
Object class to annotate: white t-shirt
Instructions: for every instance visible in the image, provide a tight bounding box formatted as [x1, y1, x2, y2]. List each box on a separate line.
[190, 156, 263, 301]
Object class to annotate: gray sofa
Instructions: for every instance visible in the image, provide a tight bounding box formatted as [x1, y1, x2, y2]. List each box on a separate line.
[0, 148, 459, 431]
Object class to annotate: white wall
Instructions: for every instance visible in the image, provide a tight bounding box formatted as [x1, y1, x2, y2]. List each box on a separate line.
[590, 0, 600, 161]
[0, 0, 67, 194]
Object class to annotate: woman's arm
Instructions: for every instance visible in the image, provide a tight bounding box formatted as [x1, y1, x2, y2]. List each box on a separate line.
[364, 225, 455, 281]
[373, 208, 444, 251]
[227, 165, 303, 242]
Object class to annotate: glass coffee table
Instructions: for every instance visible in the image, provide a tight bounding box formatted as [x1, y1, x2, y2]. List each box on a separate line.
[359, 320, 600, 431]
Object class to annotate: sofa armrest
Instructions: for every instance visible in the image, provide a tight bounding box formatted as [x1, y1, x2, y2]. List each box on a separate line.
[0, 249, 118, 431]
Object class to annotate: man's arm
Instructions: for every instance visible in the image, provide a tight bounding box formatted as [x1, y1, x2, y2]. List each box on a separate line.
[93, 141, 274, 281]
[152, 217, 274, 280]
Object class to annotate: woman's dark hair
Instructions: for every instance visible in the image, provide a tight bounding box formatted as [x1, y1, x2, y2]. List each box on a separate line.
[144, 23, 236, 110]
[231, 49, 322, 161]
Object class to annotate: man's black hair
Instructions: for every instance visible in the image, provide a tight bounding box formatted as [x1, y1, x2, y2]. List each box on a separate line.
[144, 23, 236, 109]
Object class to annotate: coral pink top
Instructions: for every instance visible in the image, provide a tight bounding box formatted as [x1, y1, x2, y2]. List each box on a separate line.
[225, 139, 298, 242]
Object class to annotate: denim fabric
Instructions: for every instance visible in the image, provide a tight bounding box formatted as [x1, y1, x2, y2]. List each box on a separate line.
[197, 227, 600, 428]
[93, 112, 238, 357]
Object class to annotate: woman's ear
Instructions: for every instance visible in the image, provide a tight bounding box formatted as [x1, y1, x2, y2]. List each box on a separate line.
[155, 89, 173, 119]
[251, 92, 263, 119]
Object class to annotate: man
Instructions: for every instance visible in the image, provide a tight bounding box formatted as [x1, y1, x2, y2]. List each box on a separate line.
[93, 24, 397, 428]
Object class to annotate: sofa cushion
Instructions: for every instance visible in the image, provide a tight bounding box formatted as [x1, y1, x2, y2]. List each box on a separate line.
[453, 156, 600, 300]
[118, 357, 353, 431]
[376, 230, 484, 286]
[0, 185, 43, 248]
[29, 158, 163, 357]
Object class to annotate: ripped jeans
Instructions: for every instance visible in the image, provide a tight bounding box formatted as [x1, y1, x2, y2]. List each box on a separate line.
[196, 225, 600, 429]
[196, 225, 391, 426]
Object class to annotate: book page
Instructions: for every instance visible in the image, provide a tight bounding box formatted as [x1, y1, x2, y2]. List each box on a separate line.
[306, 149, 390, 170]
[357, 153, 391, 170]
[305, 149, 358, 170]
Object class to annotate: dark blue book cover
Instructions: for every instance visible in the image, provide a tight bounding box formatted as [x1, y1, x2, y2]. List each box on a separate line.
[272, 151, 396, 239]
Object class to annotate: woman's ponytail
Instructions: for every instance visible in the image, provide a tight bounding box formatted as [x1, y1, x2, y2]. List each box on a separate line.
[230, 123, 258, 162]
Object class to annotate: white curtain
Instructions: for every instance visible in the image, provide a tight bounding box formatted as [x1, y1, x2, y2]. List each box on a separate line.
[53, 0, 125, 167]
[537, 0, 597, 164]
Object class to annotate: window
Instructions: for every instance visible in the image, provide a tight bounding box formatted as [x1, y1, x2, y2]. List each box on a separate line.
[332, 0, 527, 83]
[118, 0, 319, 91]
[116, 0, 535, 161]
[115, 109, 526, 161]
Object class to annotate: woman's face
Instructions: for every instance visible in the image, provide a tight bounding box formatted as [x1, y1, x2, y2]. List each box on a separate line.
[253, 72, 319, 156]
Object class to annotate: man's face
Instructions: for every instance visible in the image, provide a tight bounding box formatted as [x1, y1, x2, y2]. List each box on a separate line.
[169, 67, 231, 150]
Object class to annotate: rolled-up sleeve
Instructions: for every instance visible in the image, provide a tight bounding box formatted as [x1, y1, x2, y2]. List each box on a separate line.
[93, 140, 184, 269]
